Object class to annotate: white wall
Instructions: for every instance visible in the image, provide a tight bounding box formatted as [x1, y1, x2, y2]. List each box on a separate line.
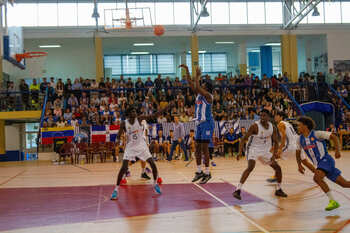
[327, 32, 350, 70]
[297, 38, 307, 74]
[5, 125, 20, 151]
[3, 38, 96, 83]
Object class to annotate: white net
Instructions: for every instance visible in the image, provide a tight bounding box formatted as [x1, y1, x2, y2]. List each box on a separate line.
[25, 55, 48, 78]
[104, 7, 153, 30]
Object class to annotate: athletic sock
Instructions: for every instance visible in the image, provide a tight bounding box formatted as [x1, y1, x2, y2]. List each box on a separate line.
[197, 165, 202, 173]
[204, 167, 210, 175]
[237, 183, 243, 190]
[326, 191, 334, 201]
[114, 186, 119, 192]
[142, 168, 146, 173]
[277, 183, 282, 190]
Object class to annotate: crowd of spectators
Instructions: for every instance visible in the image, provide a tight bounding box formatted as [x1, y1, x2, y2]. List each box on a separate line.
[2, 69, 350, 134]
[32, 73, 300, 130]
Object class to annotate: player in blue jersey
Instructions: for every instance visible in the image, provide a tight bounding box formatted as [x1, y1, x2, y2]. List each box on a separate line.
[296, 116, 350, 211]
[180, 64, 214, 184]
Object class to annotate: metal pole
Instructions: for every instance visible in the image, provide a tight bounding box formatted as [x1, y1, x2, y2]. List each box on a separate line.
[192, 0, 208, 32]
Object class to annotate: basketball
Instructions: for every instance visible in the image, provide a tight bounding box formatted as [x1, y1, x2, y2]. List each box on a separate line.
[153, 25, 165, 36]
[125, 20, 132, 29]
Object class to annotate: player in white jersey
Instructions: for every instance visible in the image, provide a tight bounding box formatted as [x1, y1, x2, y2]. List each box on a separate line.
[267, 111, 316, 183]
[120, 119, 156, 185]
[233, 109, 288, 200]
[110, 105, 171, 200]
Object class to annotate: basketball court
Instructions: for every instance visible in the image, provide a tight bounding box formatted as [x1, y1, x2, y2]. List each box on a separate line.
[1, 152, 350, 233]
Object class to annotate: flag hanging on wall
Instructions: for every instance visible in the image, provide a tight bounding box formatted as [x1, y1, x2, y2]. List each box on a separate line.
[91, 125, 120, 143]
[41, 126, 74, 145]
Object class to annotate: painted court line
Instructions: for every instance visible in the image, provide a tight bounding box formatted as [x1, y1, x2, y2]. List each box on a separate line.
[72, 164, 91, 172]
[333, 219, 350, 233]
[175, 169, 270, 233]
[194, 182, 270, 233]
[0, 170, 26, 186]
[220, 178, 284, 211]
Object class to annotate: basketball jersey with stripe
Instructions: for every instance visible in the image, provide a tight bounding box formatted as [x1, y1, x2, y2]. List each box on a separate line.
[247, 120, 273, 152]
[280, 121, 298, 151]
[125, 118, 147, 148]
[299, 130, 328, 165]
[194, 94, 213, 123]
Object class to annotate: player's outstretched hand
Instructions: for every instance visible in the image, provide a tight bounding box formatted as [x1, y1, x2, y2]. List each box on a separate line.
[335, 150, 341, 159]
[298, 165, 305, 174]
[179, 64, 190, 74]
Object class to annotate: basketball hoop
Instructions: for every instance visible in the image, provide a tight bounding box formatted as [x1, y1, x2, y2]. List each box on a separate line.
[15, 51, 47, 63]
[14, 51, 48, 78]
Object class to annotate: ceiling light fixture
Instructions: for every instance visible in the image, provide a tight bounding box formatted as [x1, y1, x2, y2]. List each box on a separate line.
[215, 41, 235, 44]
[264, 43, 281, 46]
[130, 52, 150, 55]
[133, 43, 155, 46]
[38, 45, 61, 48]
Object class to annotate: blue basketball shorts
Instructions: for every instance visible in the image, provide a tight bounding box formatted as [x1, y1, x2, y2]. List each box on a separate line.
[195, 121, 214, 143]
[317, 154, 341, 182]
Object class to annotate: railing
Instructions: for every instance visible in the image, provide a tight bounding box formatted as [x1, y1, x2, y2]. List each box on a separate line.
[328, 83, 350, 110]
[280, 83, 305, 115]
[37, 87, 49, 157]
[0, 90, 46, 112]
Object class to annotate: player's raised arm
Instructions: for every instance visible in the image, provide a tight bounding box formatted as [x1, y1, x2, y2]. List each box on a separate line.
[237, 123, 257, 160]
[179, 65, 212, 104]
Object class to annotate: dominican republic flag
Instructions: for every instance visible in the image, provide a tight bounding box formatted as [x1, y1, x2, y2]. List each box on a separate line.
[91, 125, 120, 143]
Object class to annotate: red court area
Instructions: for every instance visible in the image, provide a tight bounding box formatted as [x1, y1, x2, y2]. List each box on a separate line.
[0, 183, 262, 231]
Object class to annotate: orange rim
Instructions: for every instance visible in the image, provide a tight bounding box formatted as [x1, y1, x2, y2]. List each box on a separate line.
[15, 52, 48, 63]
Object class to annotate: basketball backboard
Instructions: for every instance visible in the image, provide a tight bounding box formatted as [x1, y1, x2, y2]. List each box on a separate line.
[104, 7, 153, 31]
[3, 26, 25, 69]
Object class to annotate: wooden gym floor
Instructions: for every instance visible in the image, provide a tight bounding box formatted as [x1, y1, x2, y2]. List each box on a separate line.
[0, 152, 350, 233]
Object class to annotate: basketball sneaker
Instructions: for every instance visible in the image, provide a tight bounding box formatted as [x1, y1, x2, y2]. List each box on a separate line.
[154, 183, 162, 194]
[275, 189, 288, 198]
[325, 200, 340, 211]
[110, 190, 118, 200]
[141, 172, 151, 180]
[233, 189, 242, 200]
[126, 170, 131, 177]
[192, 171, 204, 182]
[120, 178, 127, 185]
[145, 167, 151, 173]
[266, 176, 278, 183]
[199, 173, 212, 184]
[211, 161, 216, 167]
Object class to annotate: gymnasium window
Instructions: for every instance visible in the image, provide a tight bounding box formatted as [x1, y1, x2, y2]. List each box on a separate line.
[185, 53, 227, 73]
[104, 54, 175, 76]
[25, 123, 39, 150]
[6, 1, 350, 27]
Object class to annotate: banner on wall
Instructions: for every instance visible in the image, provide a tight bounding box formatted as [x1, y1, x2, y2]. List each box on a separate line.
[40, 120, 255, 145]
[334, 60, 350, 73]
